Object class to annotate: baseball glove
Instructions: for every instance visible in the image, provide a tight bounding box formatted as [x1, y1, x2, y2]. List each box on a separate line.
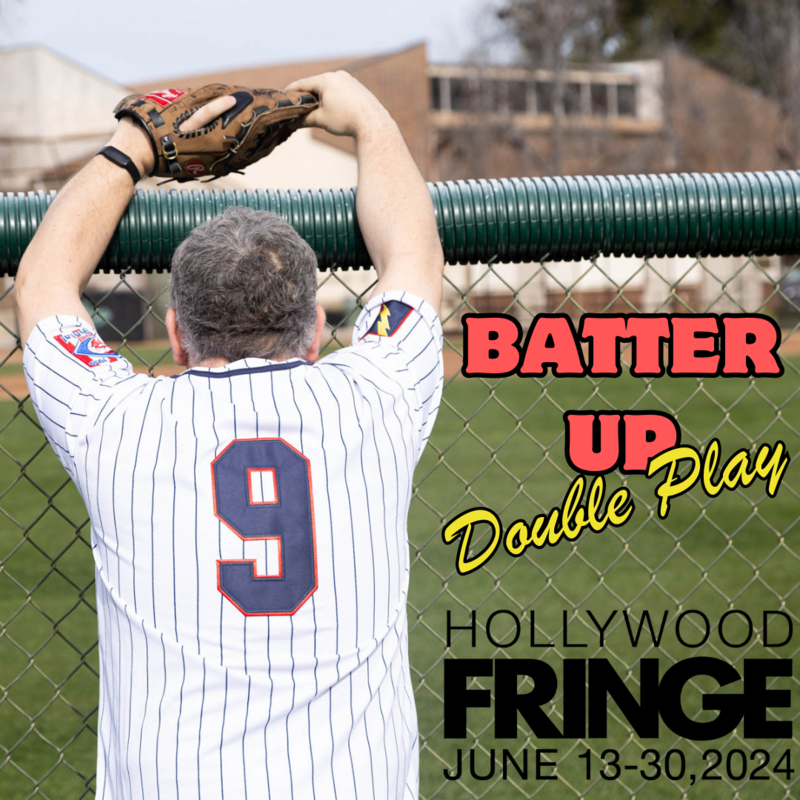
[114, 84, 318, 181]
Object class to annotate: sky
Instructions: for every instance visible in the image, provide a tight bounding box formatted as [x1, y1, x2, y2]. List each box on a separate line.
[0, 0, 506, 85]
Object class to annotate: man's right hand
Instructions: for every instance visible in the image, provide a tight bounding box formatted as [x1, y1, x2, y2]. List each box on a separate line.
[284, 72, 394, 140]
[289, 70, 443, 314]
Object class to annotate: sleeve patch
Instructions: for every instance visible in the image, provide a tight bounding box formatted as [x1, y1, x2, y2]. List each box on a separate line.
[364, 300, 414, 338]
[54, 328, 121, 367]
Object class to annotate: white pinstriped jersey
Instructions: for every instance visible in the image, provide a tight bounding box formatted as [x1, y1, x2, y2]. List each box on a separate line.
[24, 290, 443, 800]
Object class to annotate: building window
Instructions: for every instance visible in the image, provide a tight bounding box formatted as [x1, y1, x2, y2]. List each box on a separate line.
[478, 79, 499, 112]
[617, 83, 637, 116]
[430, 77, 442, 110]
[429, 71, 640, 120]
[507, 80, 528, 113]
[536, 81, 553, 114]
[564, 82, 583, 115]
[450, 77, 473, 111]
[591, 83, 609, 115]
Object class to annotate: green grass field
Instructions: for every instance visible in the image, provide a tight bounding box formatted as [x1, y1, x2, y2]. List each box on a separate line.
[1, 349, 799, 799]
[409, 358, 800, 799]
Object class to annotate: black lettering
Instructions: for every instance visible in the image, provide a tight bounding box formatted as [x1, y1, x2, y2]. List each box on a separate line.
[486, 610, 521, 648]
[743, 659, 792, 739]
[718, 610, 753, 648]
[764, 611, 793, 647]
[530, 611, 554, 648]
[623, 610, 669, 647]
[503, 749, 528, 779]
[536, 749, 558, 780]
[563, 609, 587, 648]
[586, 610, 617, 647]
[443, 750, 462, 781]
[659, 657, 742, 740]
[588, 658, 660, 738]
[675, 610, 711, 648]
[470, 748, 495, 780]
[446, 610, 477, 648]
[495, 659, 562, 739]
[444, 659, 492, 738]
[562, 659, 586, 738]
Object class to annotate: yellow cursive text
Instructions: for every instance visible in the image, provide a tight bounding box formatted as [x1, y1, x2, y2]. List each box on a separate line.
[441, 475, 633, 575]
[647, 438, 790, 518]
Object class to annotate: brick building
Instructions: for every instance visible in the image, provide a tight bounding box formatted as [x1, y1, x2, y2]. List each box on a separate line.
[425, 49, 783, 180]
[133, 42, 786, 182]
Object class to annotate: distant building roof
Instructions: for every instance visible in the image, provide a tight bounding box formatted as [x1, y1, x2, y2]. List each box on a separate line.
[0, 45, 124, 190]
[131, 54, 361, 95]
[0, 43, 126, 92]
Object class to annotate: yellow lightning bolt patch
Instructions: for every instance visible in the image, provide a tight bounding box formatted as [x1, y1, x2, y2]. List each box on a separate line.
[376, 304, 392, 336]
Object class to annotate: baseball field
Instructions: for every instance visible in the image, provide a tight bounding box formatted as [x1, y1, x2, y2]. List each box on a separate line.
[1, 341, 798, 799]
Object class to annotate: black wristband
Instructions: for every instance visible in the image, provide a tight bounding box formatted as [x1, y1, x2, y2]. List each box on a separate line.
[97, 146, 141, 184]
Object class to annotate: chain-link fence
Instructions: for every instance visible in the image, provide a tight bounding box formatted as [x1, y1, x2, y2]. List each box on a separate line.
[0, 245, 798, 799]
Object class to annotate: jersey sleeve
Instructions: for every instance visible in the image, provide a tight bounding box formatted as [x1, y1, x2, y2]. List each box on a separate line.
[23, 315, 147, 476]
[321, 291, 444, 458]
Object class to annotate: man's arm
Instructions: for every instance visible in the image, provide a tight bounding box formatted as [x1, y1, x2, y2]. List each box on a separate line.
[15, 96, 236, 348]
[14, 119, 155, 347]
[285, 72, 445, 314]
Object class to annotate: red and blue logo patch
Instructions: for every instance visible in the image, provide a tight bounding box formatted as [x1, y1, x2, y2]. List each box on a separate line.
[54, 328, 121, 367]
[142, 89, 187, 108]
[365, 300, 413, 338]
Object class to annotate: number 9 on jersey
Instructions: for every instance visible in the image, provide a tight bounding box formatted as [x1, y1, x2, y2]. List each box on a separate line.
[212, 438, 318, 616]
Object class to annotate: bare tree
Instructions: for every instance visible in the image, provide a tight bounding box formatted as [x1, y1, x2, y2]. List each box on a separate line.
[495, 0, 616, 174]
[731, 0, 800, 168]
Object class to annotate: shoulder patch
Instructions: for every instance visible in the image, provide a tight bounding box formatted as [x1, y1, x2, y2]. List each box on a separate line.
[365, 300, 414, 338]
[54, 328, 121, 367]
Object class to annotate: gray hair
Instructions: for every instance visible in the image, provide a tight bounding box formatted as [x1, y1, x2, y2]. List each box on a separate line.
[169, 207, 318, 364]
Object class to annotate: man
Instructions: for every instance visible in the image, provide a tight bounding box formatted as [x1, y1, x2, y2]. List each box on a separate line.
[16, 72, 444, 799]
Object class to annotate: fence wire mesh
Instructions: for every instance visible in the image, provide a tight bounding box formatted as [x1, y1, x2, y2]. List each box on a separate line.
[0, 252, 798, 799]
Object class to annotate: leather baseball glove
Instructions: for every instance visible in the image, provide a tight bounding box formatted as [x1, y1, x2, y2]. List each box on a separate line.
[114, 84, 318, 181]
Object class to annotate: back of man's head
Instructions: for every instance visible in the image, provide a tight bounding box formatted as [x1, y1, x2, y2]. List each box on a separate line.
[170, 206, 318, 364]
